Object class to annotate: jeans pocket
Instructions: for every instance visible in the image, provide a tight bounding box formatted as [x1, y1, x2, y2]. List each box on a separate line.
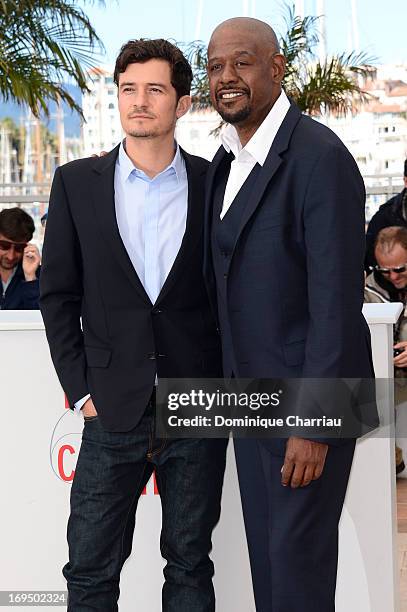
[83, 415, 99, 422]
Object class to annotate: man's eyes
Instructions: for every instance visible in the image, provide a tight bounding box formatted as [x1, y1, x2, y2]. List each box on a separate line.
[209, 61, 250, 71]
[121, 87, 163, 94]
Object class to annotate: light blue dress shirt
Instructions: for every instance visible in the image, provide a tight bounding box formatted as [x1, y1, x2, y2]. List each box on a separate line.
[75, 140, 188, 412]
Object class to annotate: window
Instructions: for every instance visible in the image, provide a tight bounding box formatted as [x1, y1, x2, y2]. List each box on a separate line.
[105, 76, 113, 84]
[108, 103, 115, 109]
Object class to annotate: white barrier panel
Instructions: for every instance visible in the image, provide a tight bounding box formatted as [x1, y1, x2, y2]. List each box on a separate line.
[0, 305, 400, 611]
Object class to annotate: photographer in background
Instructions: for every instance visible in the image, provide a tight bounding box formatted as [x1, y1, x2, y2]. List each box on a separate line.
[365, 159, 407, 271]
[365, 225, 407, 474]
[0, 208, 41, 310]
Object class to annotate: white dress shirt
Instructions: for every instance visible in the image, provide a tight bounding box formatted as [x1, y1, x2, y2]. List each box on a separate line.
[220, 90, 290, 219]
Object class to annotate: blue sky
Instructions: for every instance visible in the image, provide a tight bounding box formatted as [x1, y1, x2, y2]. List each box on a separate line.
[84, 0, 406, 67]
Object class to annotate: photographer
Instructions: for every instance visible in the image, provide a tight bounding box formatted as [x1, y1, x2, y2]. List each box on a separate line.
[365, 159, 407, 271]
[365, 225, 407, 473]
[0, 208, 41, 310]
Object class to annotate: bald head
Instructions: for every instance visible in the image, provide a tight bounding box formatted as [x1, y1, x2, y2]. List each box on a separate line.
[207, 16, 286, 145]
[209, 17, 280, 54]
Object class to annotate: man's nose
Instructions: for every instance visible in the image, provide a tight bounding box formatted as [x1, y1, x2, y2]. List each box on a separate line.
[390, 271, 401, 283]
[133, 90, 149, 108]
[220, 62, 239, 84]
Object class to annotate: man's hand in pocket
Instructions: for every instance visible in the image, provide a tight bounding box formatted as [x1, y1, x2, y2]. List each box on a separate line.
[82, 398, 98, 418]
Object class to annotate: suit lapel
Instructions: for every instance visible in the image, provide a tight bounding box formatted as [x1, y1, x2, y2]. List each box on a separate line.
[232, 102, 303, 253]
[90, 145, 152, 305]
[155, 149, 206, 303]
[203, 146, 227, 283]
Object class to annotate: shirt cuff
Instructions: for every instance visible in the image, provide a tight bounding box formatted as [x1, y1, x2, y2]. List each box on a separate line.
[74, 394, 91, 413]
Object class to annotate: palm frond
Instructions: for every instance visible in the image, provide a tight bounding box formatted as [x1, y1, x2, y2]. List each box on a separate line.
[0, 0, 106, 117]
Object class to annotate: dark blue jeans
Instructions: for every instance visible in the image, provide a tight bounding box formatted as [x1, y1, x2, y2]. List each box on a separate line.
[63, 399, 227, 611]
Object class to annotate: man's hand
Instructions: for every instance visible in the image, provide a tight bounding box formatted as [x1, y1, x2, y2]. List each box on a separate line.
[82, 397, 98, 418]
[281, 436, 328, 488]
[91, 151, 108, 158]
[394, 341, 407, 368]
[22, 244, 41, 281]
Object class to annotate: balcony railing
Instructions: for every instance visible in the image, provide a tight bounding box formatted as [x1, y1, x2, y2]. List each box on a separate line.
[0, 174, 405, 230]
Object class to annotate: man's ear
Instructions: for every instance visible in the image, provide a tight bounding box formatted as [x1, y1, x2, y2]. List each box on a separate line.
[271, 53, 286, 84]
[176, 95, 192, 119]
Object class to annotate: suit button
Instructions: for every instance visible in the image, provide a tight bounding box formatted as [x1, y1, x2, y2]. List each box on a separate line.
[147, 352, 157, 360]
[153, 309, 162, 314]
[223, 273, 227, 279]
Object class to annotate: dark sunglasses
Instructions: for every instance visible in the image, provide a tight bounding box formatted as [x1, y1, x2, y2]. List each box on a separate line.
[373, 263, 407, 276]
[0, 239, 28, 254]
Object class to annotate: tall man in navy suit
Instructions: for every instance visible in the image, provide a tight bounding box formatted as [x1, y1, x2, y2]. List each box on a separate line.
[204, 18, 375, 612]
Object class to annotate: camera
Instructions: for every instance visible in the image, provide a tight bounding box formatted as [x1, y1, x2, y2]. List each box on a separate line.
[394, 348, 405, 357]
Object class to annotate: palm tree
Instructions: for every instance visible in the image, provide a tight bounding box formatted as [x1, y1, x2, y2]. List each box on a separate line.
[0, 0, 106, 118]
[184, 4, 375, 120]
[281, 6, 374, 116]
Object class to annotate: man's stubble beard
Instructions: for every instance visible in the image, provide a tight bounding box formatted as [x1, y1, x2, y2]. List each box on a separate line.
[216, 102, 252, 125]
[127, 121, 177, 140]
[127, 128, 160, 139]
[0, 256, 17, 271]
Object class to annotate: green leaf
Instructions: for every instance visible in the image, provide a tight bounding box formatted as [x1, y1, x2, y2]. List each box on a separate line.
[0, 0, 107, 117]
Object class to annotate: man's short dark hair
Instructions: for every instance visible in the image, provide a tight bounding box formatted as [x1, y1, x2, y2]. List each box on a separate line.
[113, 38, 193, 100]
[0, 207, 35, 242]
[404, 159, 407, 178]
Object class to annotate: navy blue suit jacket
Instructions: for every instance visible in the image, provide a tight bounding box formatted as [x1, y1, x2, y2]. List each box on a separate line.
[204, 102, 378, 443]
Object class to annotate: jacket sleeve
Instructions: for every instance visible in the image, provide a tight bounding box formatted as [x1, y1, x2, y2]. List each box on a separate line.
[300, 144, 373, 445]
[39, 167, 89, 407]
[302, 144, 366, 376]
[19, 278, 40, 309]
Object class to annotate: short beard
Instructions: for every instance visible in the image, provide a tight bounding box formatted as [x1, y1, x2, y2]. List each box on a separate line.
[0, 257, 17, 270]
[127, 129, 159, 139]
[216, 103, 251, 125]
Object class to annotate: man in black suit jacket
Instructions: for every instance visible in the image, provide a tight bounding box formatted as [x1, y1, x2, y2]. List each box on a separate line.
[40, 39, 227, 611]
[204, 18, 377, 612]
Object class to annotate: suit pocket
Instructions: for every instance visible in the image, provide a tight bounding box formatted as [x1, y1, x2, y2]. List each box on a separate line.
[253, 212, 293, 231]
[84, 345, 112, 368]
[283, 339, 305, 366]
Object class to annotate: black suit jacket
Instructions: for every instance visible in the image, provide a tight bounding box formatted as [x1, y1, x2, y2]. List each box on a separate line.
[40, 145, 222, 431]
[204, 102, 378, 441]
